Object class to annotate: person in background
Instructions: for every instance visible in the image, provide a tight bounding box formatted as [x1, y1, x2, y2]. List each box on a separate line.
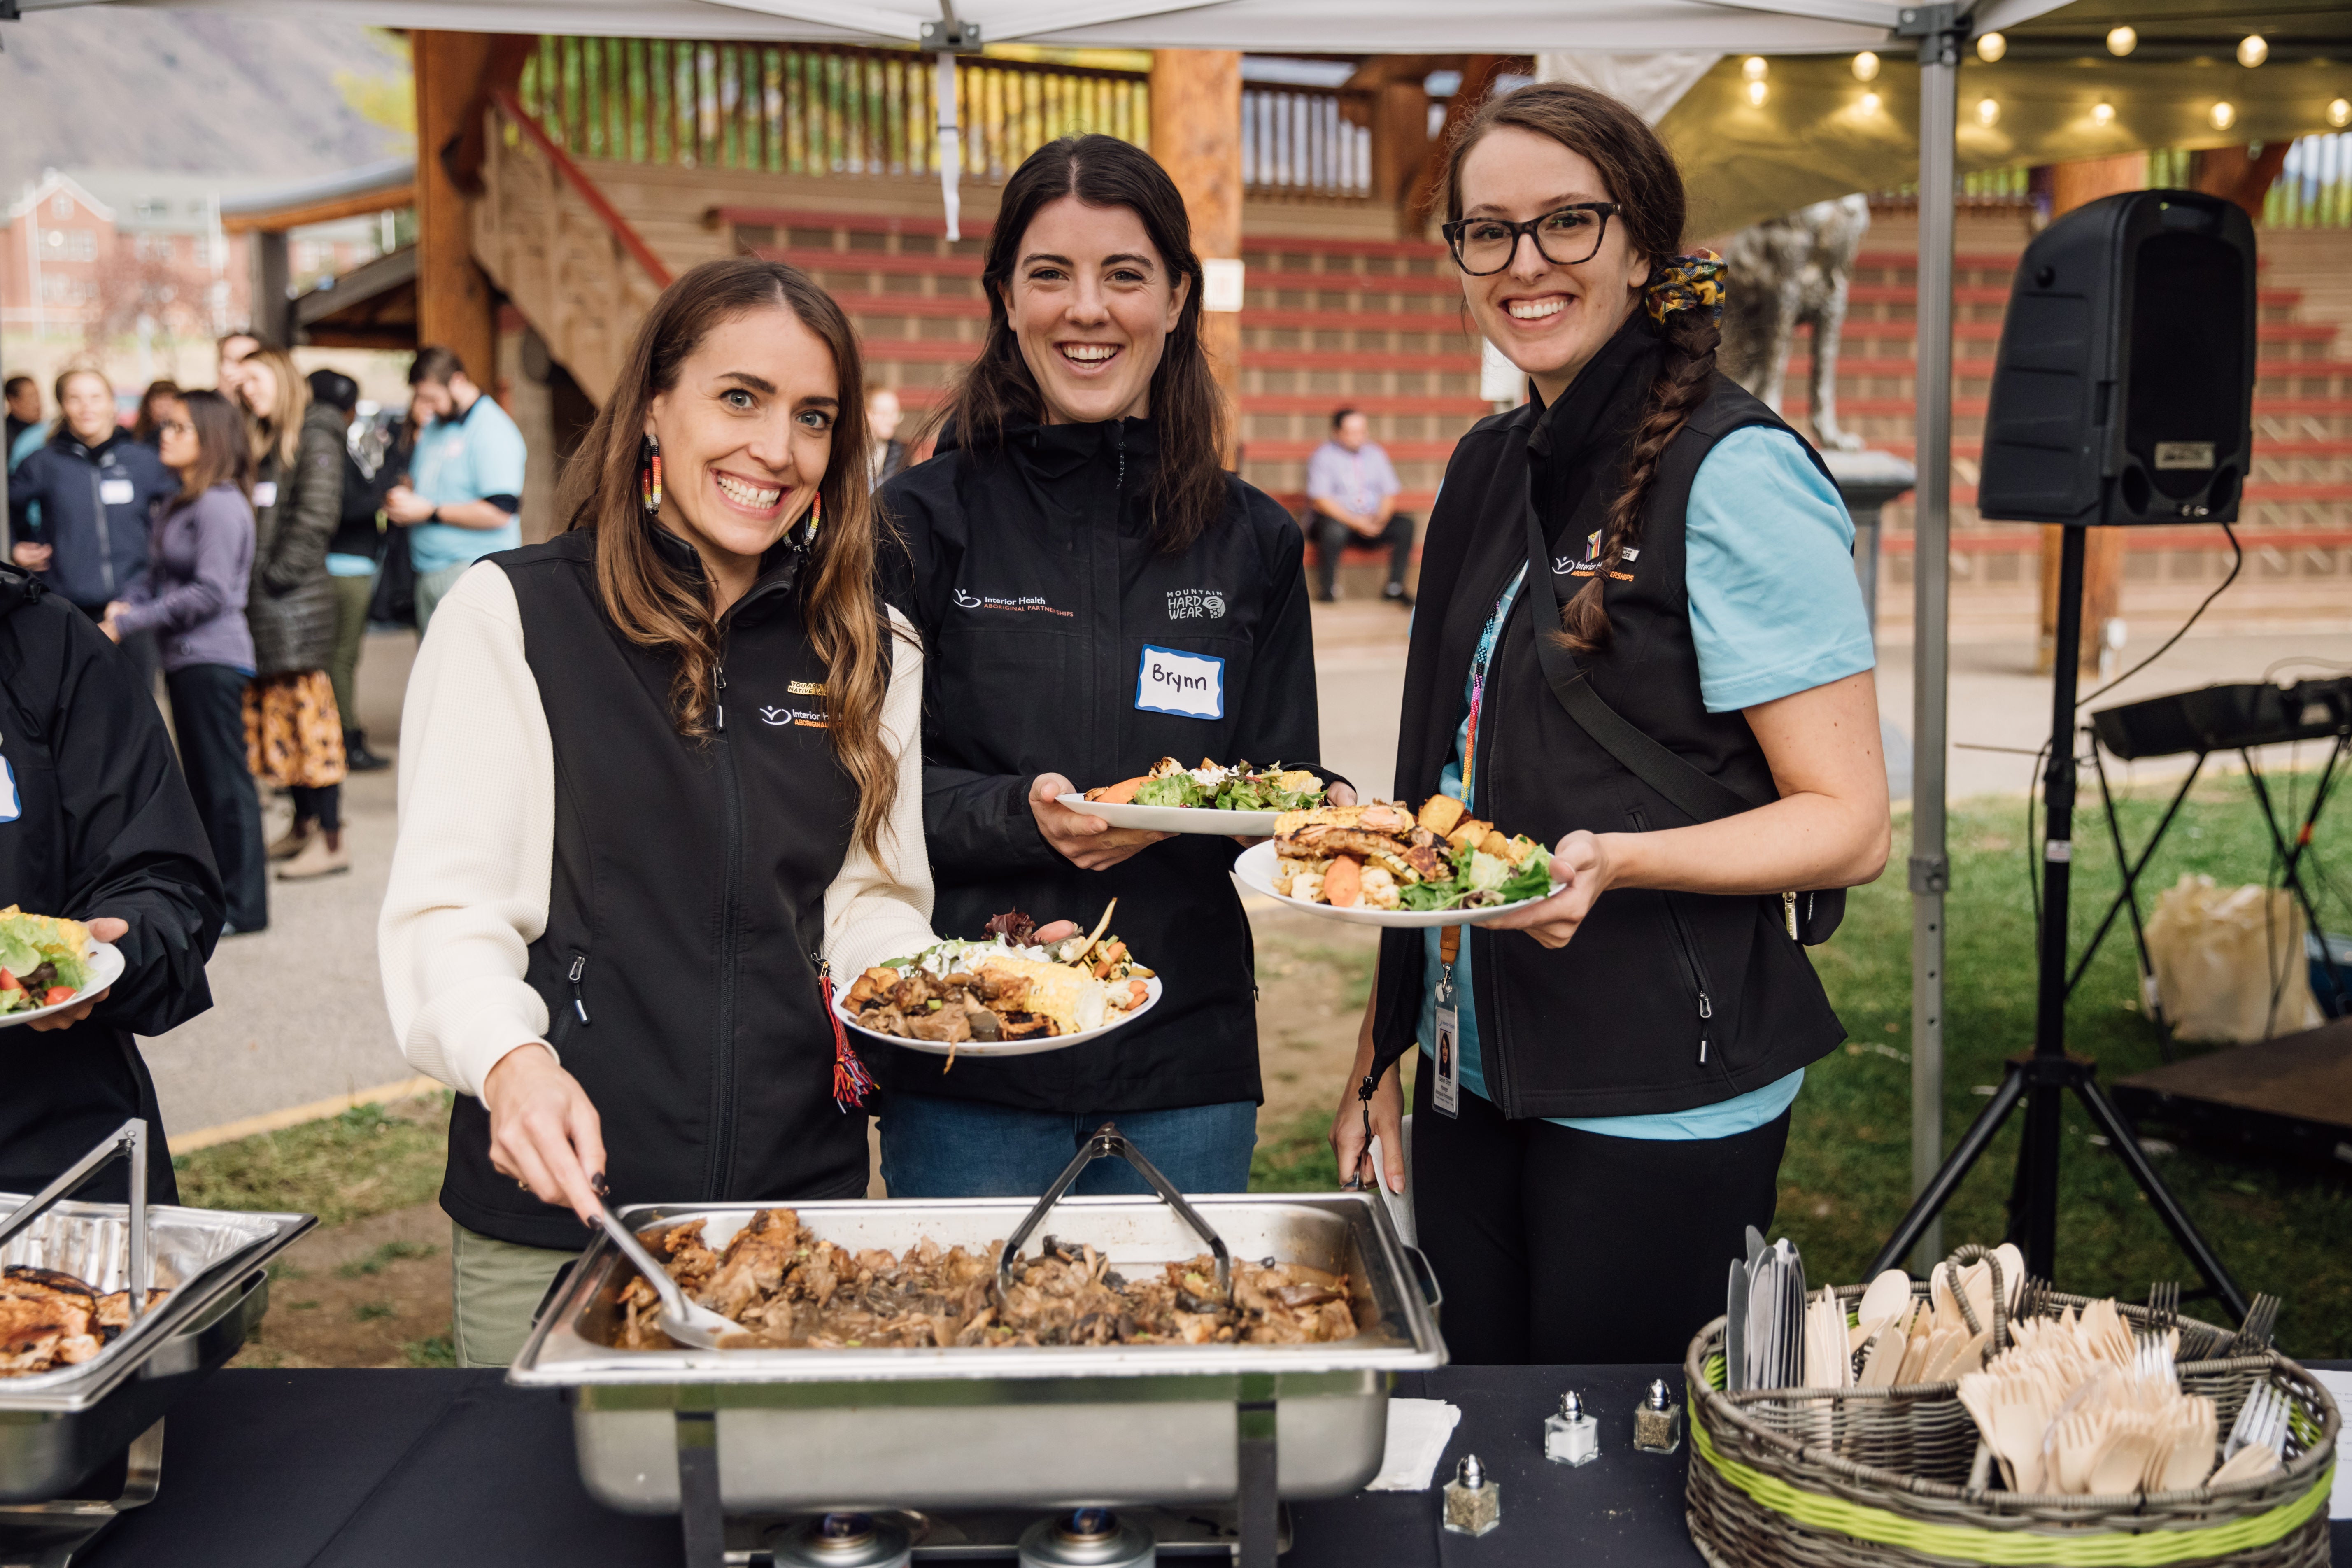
[381, 345, 525, 634]
[867, 384, 907, 487]
[131, 380, 183, 447]
[7, 367, 175, 692]
[235, 345, 349, 881]
[0, 549, 225, 1205]
[1305, 407, 1415, 606]
[215, 331, 258, 401]
[100, 389, 263, 939]
[4, 375, 38, 456]
[307, 368, 391, 771]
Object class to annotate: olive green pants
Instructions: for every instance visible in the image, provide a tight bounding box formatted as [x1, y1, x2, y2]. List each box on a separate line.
[324, 572, 373, 735]
[450, 1221, 580, 1369]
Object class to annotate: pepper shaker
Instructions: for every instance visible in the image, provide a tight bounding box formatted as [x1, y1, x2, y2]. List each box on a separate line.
[1543, 1390, 1599, 1467]
[1441, 1454, 1502, 1536]
[1632, 1378, 1683, 1455]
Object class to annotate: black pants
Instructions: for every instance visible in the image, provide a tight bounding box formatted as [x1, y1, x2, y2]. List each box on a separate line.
[1412, 1064, 1789, 1365]
[290, 783, 341, 833]
[1311, 512, 1415, 598]
[165, 663, 267, 932]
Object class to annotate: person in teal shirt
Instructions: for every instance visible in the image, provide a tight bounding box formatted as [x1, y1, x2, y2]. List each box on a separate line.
[383, 345, 526, 632]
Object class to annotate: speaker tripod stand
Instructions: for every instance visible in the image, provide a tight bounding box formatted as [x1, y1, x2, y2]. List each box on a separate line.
[1868, 526, 2251, 1319]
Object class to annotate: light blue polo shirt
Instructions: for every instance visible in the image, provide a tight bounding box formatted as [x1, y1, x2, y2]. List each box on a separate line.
[406, 392, 526, 574]
[1419, 425, 1875, 1139]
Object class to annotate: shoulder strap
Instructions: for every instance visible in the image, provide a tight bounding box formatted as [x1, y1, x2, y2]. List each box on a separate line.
[1518, 414, 1767, 823]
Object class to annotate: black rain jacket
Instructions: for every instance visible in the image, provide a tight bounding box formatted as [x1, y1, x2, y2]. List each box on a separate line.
[7, 429, 176, 609]
[880, 417, 1330, 1115]
[0, 570, 224, 1202]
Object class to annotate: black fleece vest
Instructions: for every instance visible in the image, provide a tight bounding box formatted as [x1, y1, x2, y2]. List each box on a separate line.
[438, 532, 869, 1249]
[1370, 375, 1848, 1120]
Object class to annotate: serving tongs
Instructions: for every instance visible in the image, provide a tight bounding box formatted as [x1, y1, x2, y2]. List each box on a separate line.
[0, 1118, 153, 1328]
[997, 1121, 1232, 1305]
[589, 1193, 738, 1351]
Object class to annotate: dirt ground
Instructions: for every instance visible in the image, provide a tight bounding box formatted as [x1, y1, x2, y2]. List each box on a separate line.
[1246, 900, 1382, 1132]
[232, 1202, 455, 1368]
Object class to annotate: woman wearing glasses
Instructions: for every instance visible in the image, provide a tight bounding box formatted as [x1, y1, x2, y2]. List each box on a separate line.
[1328, 83, 1889, 1365]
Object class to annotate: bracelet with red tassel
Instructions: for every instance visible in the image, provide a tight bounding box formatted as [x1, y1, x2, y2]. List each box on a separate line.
[819, 958, 876, 1112]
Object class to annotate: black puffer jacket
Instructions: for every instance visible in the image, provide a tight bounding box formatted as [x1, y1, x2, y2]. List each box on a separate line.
[247, 404, 343, 676]
[0, 569, 224, 1203]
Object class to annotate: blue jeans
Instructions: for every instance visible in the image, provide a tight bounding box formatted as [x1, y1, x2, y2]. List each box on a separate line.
[878, 1094, 1258, 1198]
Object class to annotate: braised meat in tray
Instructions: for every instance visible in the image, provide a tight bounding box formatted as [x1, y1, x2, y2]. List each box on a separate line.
[613, 1209, 1363, 1351]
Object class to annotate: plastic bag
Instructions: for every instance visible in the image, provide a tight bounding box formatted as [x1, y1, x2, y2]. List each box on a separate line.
[2142, 874, 2323, 1044]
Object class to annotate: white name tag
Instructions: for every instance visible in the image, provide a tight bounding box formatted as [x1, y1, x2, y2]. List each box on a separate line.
[1135, 644, 1224, 720]
[251, 480, 278, 508]
[99, 479, 135, 506]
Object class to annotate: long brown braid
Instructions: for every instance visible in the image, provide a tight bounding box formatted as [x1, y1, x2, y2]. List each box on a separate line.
[1437, 80, 1717, 653]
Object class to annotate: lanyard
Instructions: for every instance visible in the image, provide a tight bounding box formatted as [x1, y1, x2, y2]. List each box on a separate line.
[1443, 564, 1528, 975]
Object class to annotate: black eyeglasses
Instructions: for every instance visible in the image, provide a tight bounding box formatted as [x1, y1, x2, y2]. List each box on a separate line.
[1442, 203, 1621, 276]
[156, 419, 193, 436]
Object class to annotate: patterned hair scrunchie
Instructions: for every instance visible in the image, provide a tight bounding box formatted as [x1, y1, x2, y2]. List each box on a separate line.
[1646, 250, 1725, 325]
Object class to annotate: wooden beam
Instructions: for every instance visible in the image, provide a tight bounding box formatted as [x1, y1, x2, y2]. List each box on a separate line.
[414, 30, 500, 385]
[1401, 56, 1522, 239]
[2192, 141, 2292, 221]
[1149, 50, 1243, 459]
[2036, 151, 2146, 676]
[221, 183, 415, 235]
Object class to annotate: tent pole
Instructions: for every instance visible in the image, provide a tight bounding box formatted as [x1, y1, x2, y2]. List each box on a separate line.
[1907, 6, 1963, 1275]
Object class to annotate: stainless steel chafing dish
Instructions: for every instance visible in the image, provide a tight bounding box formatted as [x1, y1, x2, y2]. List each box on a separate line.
[0, 1121, 314, 1506]
[511, 1130, 1446, 1537]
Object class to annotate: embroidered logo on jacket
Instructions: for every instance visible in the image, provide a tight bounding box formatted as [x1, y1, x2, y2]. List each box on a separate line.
[759, 704, 829, 729]
[950, 588, 1073, 617]
[1166, 588, 1227, 621]
[1564, 529, 1637, 582]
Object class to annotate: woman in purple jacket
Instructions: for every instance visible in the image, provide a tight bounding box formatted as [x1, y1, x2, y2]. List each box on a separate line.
[103, 389, 267, 934]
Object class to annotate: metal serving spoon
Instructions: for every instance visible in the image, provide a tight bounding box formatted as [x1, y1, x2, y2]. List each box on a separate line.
[590, 1194, 738, 1350]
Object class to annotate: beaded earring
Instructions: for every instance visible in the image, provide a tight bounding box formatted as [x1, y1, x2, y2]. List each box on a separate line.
[640, 438, 664, 515]
[804, 489, 822, 539]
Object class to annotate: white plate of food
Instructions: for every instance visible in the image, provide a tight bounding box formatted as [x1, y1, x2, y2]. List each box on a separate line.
[0, 908, 123, 1029]
[834, 917, 1161, 1058]
[1229, 797, 1564, 929]
[1058, 757, 1330, 837]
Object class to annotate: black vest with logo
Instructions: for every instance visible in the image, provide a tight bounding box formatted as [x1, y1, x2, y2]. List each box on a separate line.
[1369, 372, 1849, 1120]
[439, 531, 870, 1250]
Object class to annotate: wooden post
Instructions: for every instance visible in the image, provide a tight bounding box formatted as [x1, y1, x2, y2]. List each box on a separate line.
[2035, 152, 2145, 674]
[1150, 50, 1243, 456]
[2193, 141, 2292, 221]
[414, 30, 501, 388]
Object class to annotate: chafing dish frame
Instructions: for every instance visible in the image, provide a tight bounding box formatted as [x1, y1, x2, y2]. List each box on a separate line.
[510, 1189, 1446, 1568]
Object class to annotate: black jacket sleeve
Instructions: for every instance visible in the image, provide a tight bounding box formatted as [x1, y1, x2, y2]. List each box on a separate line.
[922, 764, 1064, 879]
[1230, 489, 1343, 788]
[7, 449, 47, 543]
[45, 601, 225, 1034]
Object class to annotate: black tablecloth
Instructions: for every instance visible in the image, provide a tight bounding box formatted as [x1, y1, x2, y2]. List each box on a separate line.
[75, 1363, 2352, 1566]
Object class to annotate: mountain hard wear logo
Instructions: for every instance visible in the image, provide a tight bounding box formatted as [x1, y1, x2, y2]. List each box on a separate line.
[1166, 588, 1227, 620]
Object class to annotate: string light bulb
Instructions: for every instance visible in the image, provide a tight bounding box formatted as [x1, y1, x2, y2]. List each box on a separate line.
[2210, 100, 2236, 130]
[2091, 100, 2116, 126]
[1976, 97, 2001, 127]
[1852, 50, 1881, 82]
[2105, 25, 2136, 55]
[1742, 56, 1769, 81]
[1861, 91, 1882, 114]
[2236, 35, 2267, 67]
[1976, 31, 2007, 62]
[2331, 99, 2352, 129]
[1747, 79, 1769, 107]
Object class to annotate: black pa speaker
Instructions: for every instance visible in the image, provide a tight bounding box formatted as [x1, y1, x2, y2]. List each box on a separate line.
[1978, 189, 2256, 526]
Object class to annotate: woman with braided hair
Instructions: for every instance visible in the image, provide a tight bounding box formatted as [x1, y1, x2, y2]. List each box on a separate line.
[1327, 82, 1890, 1364]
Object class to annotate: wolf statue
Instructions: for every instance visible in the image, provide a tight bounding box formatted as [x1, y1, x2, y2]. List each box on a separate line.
[1718, 193, 1871, 453]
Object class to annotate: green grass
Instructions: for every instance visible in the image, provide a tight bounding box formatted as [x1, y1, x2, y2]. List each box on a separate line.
[1249, 782, 2352, 1358]
[352, 1301, 396, 1322]
[403, 1333, 457, 1368]
[173, 1096, 452, 1228]
[336, 1240, 441, 1279]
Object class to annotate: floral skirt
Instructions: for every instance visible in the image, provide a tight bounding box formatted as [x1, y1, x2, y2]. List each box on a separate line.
[244, 669, 347, 789]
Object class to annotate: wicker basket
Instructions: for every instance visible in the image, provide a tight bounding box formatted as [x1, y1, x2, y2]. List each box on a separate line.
[1684, 1250, 2339, 1568]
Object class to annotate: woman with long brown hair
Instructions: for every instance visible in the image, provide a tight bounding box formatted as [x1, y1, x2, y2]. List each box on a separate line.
[236, 344, 350, 880]
[1327, 82, 1889, 1364]
[874, 134, 1344, 1199]
[380, 256, 944, 1365]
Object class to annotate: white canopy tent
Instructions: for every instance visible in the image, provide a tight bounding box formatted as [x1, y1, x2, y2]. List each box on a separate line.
[22, 0, 2071, 1268]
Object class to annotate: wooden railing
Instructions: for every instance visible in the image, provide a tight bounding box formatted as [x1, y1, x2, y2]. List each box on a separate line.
[515, 36, 1148, 184]
[1242, 84, 1377, 200]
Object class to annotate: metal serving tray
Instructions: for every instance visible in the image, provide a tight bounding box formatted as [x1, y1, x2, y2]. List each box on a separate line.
[510, 1191, 1446, 1515]
[0, 1194, 313, 1502]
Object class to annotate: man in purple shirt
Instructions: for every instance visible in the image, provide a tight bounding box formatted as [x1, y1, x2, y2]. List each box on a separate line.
[1304, 408, 1414, 606]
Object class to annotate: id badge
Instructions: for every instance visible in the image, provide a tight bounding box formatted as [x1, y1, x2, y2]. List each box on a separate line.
[251, 480, 278, 508]
[99, 479, 135, 506]
[1431, 966, 1460, 1119]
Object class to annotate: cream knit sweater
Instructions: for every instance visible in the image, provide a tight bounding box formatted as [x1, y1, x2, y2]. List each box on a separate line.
[378, 561, 941, 1099]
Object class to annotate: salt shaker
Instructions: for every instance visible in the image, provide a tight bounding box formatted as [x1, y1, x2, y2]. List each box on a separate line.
[1442, 1454, 1502, 1536]
[1632, 1378, 1684, 1455]
[1543, 1390, 1599, 1467]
